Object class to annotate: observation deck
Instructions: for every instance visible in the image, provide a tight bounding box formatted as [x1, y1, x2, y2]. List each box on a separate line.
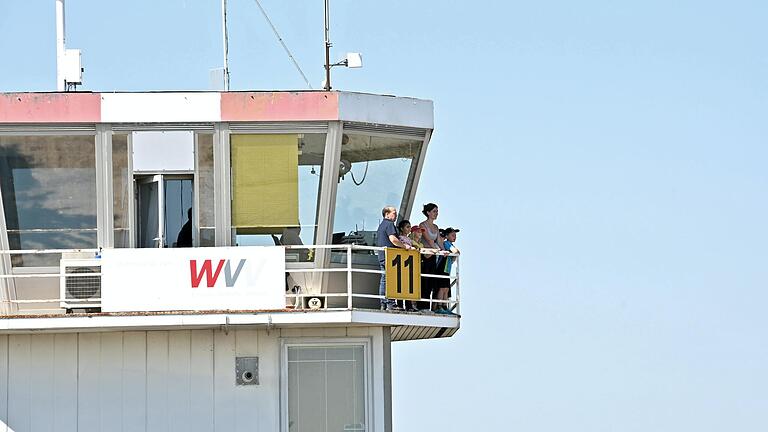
[0, 90, 460, 341]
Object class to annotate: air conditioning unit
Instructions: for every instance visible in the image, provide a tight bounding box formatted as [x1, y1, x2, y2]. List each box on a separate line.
[59, 254, 101, 310]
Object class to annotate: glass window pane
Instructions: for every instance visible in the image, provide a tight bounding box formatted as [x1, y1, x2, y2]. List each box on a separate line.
[196, 133, 215, 246]
[326, 346, 354, 361]
[231, 134, 324, 261]
[295, 346, 326, 361]
[334, 135, 421, 236]
[138, 181, 159, 248]
[112, 134, 131, 247]
[165, 179, 193, 248]
[287, 345, 366, 432]
[291, 358, 326, 432]
[0, 135, 97, 266]
[232, 134, 300, 231]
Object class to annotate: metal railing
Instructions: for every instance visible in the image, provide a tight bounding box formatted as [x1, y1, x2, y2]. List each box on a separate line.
[0, 248, 101, 307]
[282, 244, 460, 315]
[0, 245, 460, 315]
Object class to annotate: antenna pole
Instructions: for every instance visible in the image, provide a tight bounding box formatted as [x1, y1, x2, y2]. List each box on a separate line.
[324, 0, 331, 91]
[55, 0, 66, 91]
[221, 0, 230, 90]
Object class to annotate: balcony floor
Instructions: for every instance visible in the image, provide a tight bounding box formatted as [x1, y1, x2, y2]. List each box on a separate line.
[0, 308, 460, 341]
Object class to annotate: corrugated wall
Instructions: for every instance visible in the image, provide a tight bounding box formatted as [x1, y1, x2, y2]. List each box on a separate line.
[0, 326, 385, 432]
[0, 329, 279, 432]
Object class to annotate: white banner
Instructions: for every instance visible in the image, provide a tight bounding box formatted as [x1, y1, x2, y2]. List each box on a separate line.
[101, 247, 285, 312]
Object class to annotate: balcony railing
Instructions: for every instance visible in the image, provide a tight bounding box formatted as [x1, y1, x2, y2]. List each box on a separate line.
[283, 244, 460, 314]
[0, 245, 460, 315]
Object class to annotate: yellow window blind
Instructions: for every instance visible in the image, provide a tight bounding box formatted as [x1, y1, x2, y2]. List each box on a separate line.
[231, 134, 299, 233]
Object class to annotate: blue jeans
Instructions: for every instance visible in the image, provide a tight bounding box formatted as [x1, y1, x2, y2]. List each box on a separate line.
[379, 260, 394, 308]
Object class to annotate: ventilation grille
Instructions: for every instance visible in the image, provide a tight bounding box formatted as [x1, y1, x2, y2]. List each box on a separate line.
[0, 124, 95, 133]
[228, 122, 328, 133]
[343, 122, 428, 139]
[111, 123, 215, 131]
[60, 259, 102, 309]
[64, 266, 101, 299]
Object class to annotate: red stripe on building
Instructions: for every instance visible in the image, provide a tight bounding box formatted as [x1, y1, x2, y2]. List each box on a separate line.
[221, 92, 338, 122]
[0, 93, 101, 123]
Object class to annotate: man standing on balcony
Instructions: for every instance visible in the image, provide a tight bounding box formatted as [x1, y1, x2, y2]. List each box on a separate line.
[377, 206, 412, 311]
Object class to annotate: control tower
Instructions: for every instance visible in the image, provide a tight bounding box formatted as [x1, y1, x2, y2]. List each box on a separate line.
[0, 90, 459, 432]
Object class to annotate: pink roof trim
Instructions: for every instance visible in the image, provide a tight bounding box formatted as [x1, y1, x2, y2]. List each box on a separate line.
[0, 93, 101, 123]
[220, 92, 338, 122]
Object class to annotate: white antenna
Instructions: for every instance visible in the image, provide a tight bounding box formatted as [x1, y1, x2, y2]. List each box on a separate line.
[221, 0, 230, 90]
[324, 0, 331, 90]
[55, 0, 83, 91]
[55, 0, 66, 91]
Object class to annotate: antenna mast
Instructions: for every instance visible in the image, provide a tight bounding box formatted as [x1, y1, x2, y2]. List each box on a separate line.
[55, 0, 66, 91]
[323, 0, 331, 91]
[221, 0, 230, 90]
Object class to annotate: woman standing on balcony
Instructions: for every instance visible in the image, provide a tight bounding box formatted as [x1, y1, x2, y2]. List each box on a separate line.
[418, 203, 443, 311]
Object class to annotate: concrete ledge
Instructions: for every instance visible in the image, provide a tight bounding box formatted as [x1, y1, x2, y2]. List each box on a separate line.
[0, 309, 459, 334]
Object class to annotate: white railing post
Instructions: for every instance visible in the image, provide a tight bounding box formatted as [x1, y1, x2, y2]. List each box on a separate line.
[454, 254, 460, 315]
[347, 245, 353, 310]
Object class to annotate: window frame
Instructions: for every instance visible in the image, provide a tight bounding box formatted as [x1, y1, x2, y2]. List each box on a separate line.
[226, 130, 329, 262]
[331, 130, 427, 244]
[0, 129, 100, 257]
[279, 337, 373, 432]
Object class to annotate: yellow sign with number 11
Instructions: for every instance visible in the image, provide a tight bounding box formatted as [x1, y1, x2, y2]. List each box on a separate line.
[385, 248, 421, 300]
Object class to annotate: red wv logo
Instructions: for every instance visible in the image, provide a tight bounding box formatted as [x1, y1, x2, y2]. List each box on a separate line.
[190, 259, 247, 288]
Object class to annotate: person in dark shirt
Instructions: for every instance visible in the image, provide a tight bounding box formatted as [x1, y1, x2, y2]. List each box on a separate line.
[176, 208, 193, 247]
[376, 206, 413, 311]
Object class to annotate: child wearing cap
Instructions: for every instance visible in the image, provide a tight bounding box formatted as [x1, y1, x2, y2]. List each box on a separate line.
[409, 225, 426, 249]
[409, 224, 440, 311]
[436, 227, 460, 314]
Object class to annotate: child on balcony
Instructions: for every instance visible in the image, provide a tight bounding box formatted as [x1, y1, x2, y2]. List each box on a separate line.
[397, 220, 414, 248]
[436, 227, 460, 314]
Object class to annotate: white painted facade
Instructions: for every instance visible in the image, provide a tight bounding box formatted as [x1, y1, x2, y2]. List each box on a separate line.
[0, 326, 391, 432]
[100, 93, 222, 123]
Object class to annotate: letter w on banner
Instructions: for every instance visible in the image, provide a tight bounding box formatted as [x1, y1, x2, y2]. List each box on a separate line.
[190, 259, 226, 288]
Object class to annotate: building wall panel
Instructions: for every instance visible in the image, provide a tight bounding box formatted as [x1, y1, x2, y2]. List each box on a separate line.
[8, 335, 31, 432]
[99, 333, 123, 432]
[147, 331, 170, 432]
[30, 335, 55, 432]
[0, 336, 8, 432]
[53, 334, 78, 432]
[189, 330, 215, 432]
[122, 332, 147, 432]
[77, 333, 101, 432]
[213, 330, 236, 431]
[168, 330, 192, 432]
[255, 331, 280, 432]
[0, 327, 385, 432]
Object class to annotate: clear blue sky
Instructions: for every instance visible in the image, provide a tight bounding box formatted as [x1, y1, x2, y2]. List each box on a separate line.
[2, 1, 768, 430]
